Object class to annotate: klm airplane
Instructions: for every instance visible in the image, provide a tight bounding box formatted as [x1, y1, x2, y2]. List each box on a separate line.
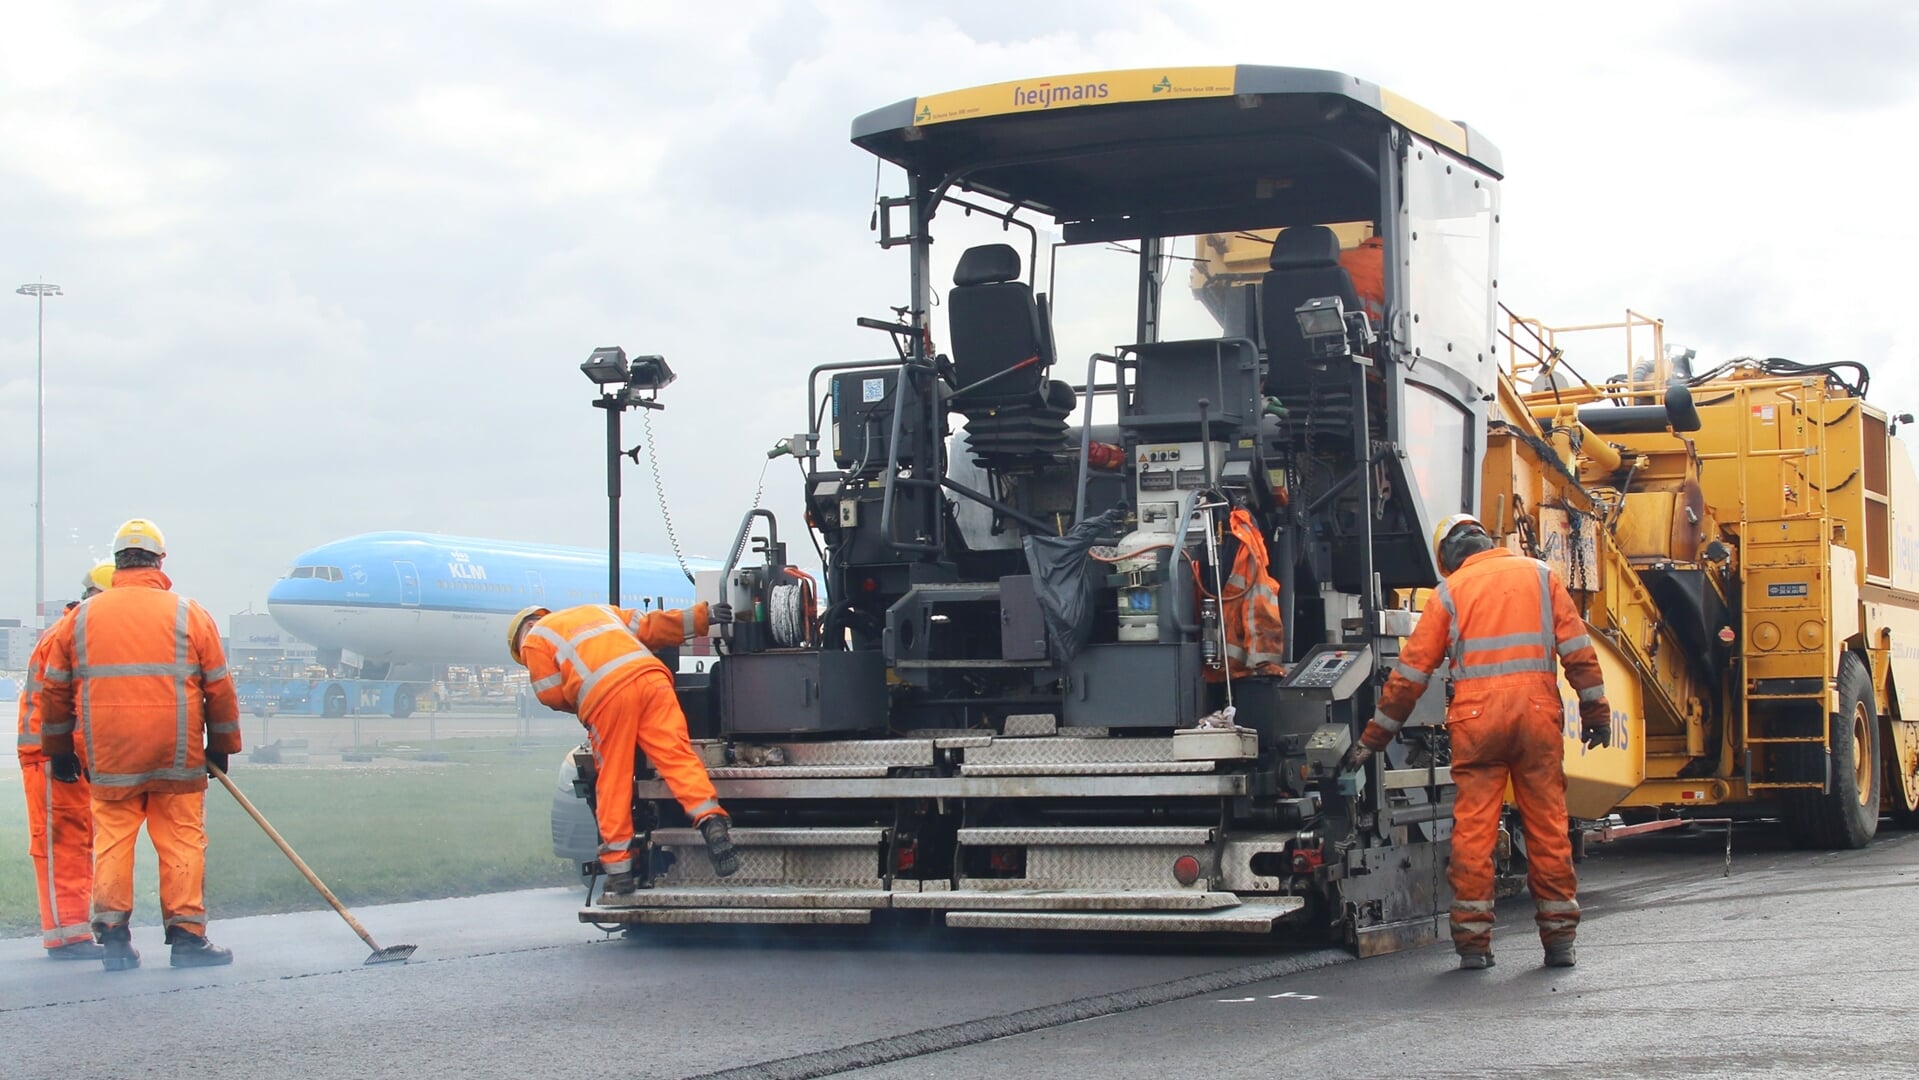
[266, 531, 719, 670]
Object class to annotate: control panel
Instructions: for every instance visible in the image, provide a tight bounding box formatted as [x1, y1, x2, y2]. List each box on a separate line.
[1277, 643, 1374, 701]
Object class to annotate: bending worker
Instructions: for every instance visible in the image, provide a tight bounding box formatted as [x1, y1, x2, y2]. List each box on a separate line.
[39, 520, 241, 971]
[16, 561, 116, 960]
[508, 599, 739, 902]
[1339, 513, 1611, 970]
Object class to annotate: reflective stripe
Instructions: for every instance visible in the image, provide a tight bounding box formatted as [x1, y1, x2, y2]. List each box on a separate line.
[626, 611, 644, 634]
[1537, 917, 1579, 932]
[90, 767, 211, 788]
[17, 733, 37, 748]
[601, 857, 634, 875]
[1536, 899, 1581, 914]
[1459, 632, 1549, 654]
[75, 605, 95, 771]
[600, 838, 632, 854]
[173, 599, 190, 773]
[164, 915, 205, 929]
[20, 670, 39, 730]
[1557, 634, 1591, 657]
[40, 721, 74, 736]
[1372, 712, 1404, 734]
[531, 674, 563, 692]
[1391, 661, 1430, 686]
[1457, 658, 1557, 679]
[1536, 563, 1554, 649]
[208, 722, 240, 735]
[43, 921, 92, 947]
[82, 662, 198, 678]
[688, 798, 722, 820]
[682, 607, 696, 640]
[93, 910, 130, 927]
[41, 770, 64, 932]
[531, 610, 659, 708]
[1436, 582, 1461, 664]
[41, 667, 71, 683]
[1451, 898, 1495, 913]
[576, 650, 646, 704]
[1577, 684, 1606, 703]
[203, 664, 229, 682]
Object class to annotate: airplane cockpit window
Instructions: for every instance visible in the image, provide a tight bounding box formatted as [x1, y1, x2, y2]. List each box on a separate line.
[289, 567, 314, 579]
[287, 566, 343, 581]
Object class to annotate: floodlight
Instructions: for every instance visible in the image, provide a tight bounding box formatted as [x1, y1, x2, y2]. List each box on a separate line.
[582, 346, 630, 385]
[624, 354, 676, 393]
[1295, 296, 1349, 361]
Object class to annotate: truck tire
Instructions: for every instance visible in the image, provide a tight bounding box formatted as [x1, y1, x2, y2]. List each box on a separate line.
[1885, 713, 1919, 829]
[323, 684, 349, 719]
[391, 688, 415, 719]
[1788, 653, 1879, 849]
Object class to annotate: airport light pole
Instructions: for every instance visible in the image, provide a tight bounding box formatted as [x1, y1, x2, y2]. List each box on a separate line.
[16, 281, 61, 629]
[581, 348, 676, 606]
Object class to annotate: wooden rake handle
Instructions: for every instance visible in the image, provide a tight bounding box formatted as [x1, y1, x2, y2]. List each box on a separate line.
[210, 764, 386, 955]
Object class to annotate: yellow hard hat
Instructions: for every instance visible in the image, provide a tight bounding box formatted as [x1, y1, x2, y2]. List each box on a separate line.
[1431, 512, 1483, 566]
[83, 561, 115, 594]
[113, 518, 167, 556]
[507, 606, 550, 665]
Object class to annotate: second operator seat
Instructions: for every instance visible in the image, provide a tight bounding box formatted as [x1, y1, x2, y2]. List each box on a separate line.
[1259, 225, 1364, 392]
[947, 243, 1073, 468]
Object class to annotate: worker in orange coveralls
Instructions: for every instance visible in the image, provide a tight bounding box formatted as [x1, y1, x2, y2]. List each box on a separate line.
[16, 561, 115, 959]
[1340, 513, 1611, 970]
[508, 599, 738, 903]
[39, 519, 242, 971]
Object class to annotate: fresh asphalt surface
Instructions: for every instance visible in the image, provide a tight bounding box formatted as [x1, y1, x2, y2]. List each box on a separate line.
[3, 822, 1915, 1080]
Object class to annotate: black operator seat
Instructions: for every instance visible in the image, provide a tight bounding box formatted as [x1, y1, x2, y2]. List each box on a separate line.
[1259, 225, 1363, 385]
[948, 243, 1047, 399]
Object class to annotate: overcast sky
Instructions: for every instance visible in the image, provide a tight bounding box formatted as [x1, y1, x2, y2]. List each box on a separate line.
[3, 0, 1915, 626]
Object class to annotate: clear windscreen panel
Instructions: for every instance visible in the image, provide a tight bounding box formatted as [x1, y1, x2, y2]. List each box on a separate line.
[1399, 381, 1473, 526]
[1403, 139, 1499, 398]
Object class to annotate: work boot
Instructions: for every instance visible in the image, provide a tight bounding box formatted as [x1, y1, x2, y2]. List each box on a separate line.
[700, 815, 741, 878]
[168, 931, 234, 968]
[1457, 952, 1495, 971]
[1544, 942, 1577, 968]
[599, 870, 645, 907]
[46, 941, 106, 961]
[99, 927, 140, 972]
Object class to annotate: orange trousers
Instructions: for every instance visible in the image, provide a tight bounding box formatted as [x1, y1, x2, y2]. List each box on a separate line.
[1447, 693, 1580, 955]
[92, 790, 209, 937]
[584, 669, 724, 876]
[21, 763, 96, 948]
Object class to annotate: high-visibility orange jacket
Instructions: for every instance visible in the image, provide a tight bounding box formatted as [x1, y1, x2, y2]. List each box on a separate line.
[1206, 508, 1285, 681]
[1339, 236, 1385, 324]
[38, 568, 241, 798]
[16, 607, 80, 767]
[1360, 547, 1607, 751]
[524, 603, 712, 717]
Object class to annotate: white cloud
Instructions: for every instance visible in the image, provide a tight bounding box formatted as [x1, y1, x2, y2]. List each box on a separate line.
[1, 0, 1915, 626]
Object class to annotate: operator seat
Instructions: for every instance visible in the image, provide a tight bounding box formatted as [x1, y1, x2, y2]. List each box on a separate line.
[948, 243, 1047, 399]
[1259, 225, 1363, 387]
[946, 243, 1071, 470]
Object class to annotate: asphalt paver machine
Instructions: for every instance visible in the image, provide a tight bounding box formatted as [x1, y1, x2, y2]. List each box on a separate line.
[584, 66, 1513, 954]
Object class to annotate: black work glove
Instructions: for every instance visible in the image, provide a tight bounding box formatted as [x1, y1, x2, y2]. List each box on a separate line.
[1337, 742, 1374, 774]
[206, 750, 230, 777]
[709, 602, 734, 625]
[49, 752, 82, 784]
[1579, 700, 1612, 750]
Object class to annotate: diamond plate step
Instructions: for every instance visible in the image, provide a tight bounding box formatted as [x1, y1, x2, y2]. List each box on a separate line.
[583, 907, 872, 926]
[586, 887, 893, 910]
[891, 889, 1239, 912]
[943, 899, 1307, 933]
[957, 826, 1215, 846]
[649, 827, 885, 848]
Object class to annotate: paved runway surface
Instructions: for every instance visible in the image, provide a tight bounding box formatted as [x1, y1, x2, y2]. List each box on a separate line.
[3, 825, 1914, 1079]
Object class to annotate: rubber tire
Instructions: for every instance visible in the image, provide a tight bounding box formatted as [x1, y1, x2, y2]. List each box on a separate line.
[1788, 653, 1879, 849]
[322, 685, 349, 719]
[1885, 710, 1919, 829]
[391, 689, 415, 719]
